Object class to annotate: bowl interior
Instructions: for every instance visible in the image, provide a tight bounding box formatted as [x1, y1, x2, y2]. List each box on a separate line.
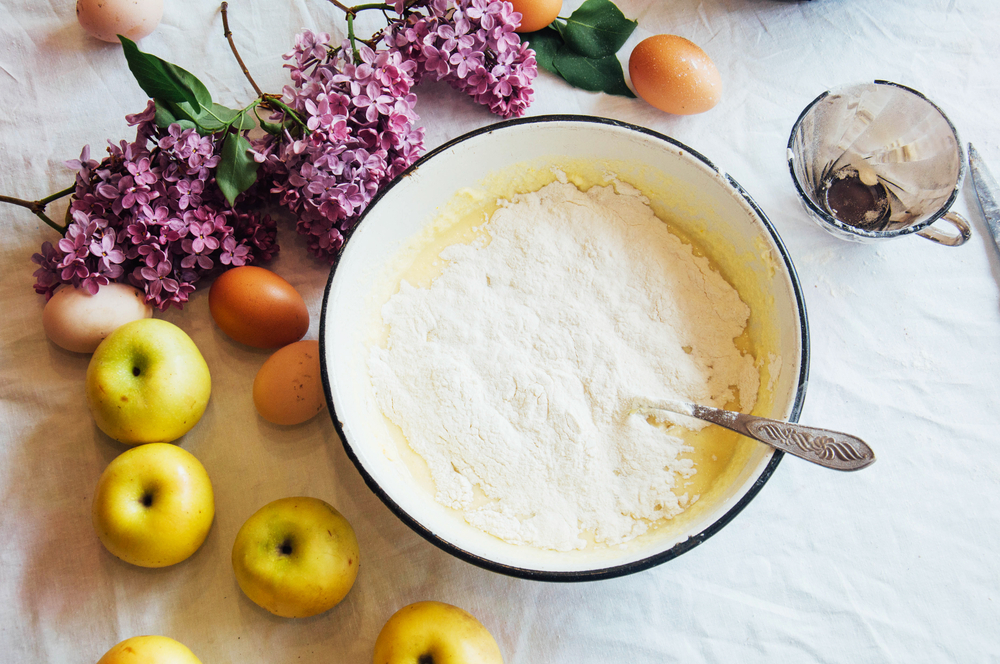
[321, 117, 808, 580]
[788, 80, 963, 240]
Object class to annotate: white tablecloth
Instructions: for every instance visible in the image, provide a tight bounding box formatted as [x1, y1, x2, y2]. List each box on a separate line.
[2, 1, 999, 662]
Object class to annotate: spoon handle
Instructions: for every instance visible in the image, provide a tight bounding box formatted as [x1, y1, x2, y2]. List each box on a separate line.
[638, 400, 876, 472]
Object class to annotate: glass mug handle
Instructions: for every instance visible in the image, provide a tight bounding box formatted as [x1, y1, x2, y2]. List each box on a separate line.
[916, 211, 971, 247]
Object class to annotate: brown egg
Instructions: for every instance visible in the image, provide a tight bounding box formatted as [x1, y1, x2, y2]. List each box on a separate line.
[629, 35, 722, 115]
[253, 340, 327, 426]
[510, 0, 562, 33]
[209, 266, 309, 349]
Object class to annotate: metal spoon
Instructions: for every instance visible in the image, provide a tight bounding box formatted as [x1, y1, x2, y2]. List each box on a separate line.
[627, 398, 876, 471]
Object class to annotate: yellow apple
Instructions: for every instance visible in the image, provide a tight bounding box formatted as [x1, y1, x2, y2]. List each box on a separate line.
[231, 496, 359, 618]
[86, 318, 211, 445]
[373, 601, 504, 664]
[92, 443, 215, 568]
[96, 635, 201, 664]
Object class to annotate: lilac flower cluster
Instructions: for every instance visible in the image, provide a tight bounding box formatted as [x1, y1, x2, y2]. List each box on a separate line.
[29, 1, 538, 301]
[31, 102, 278, 310]
[388, 0, 537, 119]
[253, 32, 425, 263]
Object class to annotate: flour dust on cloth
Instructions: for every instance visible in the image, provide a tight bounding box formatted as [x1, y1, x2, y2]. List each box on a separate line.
[368, 179, 759, 551]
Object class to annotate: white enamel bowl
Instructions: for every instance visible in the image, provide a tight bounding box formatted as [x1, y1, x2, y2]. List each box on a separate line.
[320, 116, 809, 581]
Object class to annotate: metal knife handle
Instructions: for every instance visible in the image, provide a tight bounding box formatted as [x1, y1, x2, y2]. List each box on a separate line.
[688, 404, 876, 472]
[969, 144, 1000, 251]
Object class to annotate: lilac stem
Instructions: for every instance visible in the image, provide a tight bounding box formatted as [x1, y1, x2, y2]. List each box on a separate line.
[221, 2, 264, 97]
[0, 187, 73, 234]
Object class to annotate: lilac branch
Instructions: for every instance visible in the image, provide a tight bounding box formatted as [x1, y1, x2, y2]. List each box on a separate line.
[0, 186, 73, 234]
[221, 2, 264, 97]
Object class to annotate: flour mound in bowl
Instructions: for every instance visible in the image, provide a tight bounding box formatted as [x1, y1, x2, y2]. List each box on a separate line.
[368, 179, 759, 551]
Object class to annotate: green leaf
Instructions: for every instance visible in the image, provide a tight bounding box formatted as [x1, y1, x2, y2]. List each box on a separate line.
[154, 100, 179, 128]
[259, 120, 285, 135]
[186, 104, 228, 133]
[189, 104, 245, 133]
[257, 106, 301, 136]
[260, 118, 298, 136]
[178, 70, 212, 110]
[156, 100, 207, 133]
[525, 10, 636, 98]
[522, 28, 563, 74]
[552, 48, 636, 98]
[556, 0, 637, 59]
[216, 134, 260, 207]
[227, 108, 256, 131]
[119, 36, 202, 107]
[156, 99, 252, 136]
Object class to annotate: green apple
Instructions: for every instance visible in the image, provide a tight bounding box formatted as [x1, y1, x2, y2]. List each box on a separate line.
[92, 443, 215, 568]
[96, 635, 202, 664]
[373, 601, 504, 664]
[231, 496, 360, 618]
[86, 318, 211, 445]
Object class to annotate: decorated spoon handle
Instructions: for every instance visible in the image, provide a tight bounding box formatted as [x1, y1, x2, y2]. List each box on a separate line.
[634, 399, 876, 472]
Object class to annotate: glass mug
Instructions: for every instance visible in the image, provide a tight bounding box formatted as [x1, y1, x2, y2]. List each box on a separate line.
[787, 80, 970, 246]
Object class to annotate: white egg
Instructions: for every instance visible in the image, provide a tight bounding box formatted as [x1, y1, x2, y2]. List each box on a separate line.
[43, 283, 153, 354]
[77, 0, 164, 43]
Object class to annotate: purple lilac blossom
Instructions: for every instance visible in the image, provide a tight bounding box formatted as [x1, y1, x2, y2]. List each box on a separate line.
[388, 0, 537, 119]
[252, 33, 426, 263]
[31, 102, 278, 310]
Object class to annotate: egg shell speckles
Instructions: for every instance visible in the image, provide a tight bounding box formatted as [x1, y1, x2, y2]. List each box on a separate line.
[629, 35, 722, 115]
[76, 0, 164, 43]
[509, 0, 562, 33]
[209, 266, 310, 349]
[253, 340, 327, 426]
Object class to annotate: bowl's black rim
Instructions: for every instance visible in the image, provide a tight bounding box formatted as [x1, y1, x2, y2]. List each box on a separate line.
[786, 79, 964, 239]
[320, 114, 810, 582]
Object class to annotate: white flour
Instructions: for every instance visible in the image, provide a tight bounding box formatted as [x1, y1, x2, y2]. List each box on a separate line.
[368, 179, 759, 551]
